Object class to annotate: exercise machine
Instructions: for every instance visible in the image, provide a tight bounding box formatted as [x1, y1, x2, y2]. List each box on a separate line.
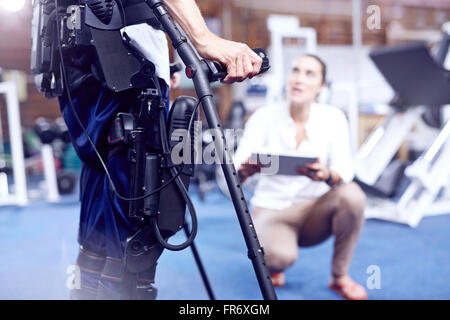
[356, 32, 450, 227]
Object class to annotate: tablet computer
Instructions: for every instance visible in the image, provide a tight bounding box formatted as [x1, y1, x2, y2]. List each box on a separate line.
[251, 153, 318, 176]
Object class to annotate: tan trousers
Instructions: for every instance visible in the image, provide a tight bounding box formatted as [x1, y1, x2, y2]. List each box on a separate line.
[252, 182, 366, 277]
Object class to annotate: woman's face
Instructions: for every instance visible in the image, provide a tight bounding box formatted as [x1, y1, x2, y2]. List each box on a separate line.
[287, 56, 325, 106]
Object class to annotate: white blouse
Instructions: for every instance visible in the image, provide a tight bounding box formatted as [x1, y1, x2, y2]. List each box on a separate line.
[233, 101, 354, 210]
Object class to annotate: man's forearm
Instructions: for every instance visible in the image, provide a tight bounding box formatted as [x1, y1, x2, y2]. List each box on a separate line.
[163, 0, 212, 49]
[161, 0, 262, 84]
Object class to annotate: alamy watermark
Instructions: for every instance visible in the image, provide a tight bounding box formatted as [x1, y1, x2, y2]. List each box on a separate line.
[66, 264, 81, 290]
[366, 264, 381, 290]
[170, 120, 280, 174]
[366, 5, 381, 30]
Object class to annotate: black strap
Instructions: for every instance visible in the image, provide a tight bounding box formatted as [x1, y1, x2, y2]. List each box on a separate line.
[123, 1, 163, 31]
[108, 118, 126, 146]
[77, 247, 106, 274]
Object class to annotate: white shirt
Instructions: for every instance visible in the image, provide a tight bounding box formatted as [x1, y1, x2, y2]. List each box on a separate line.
[233, 101, 354, 210]
[121, 23, 171, 87]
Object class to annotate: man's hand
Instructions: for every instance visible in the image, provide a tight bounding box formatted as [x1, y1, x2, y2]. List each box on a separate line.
[297, 159, 332, 183]
[163, 0, 262, 83]
[195, 33, 263, 83]
[237, 157, 263, 183]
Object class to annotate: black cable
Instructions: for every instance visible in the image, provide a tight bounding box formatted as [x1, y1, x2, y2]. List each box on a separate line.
[150, 109, 199, 250]
[54, 0, 200, 202]
[152, 167, 197, 250]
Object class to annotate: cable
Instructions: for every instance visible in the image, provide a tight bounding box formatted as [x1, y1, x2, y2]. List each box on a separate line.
[54, 0, 201, 202]
[151, 167, 197, 250]
[150, 109, 200, 251]
[151, 93, 204, 250]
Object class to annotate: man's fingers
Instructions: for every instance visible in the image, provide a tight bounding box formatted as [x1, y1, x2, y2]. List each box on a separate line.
[245, 47, 261, 78]
[250, 50, 263, 75]
[223, 57, 237, 83]
[236, 54, 244, 81]
[221, 44, 264, 83]
[243, 54, 254, 79]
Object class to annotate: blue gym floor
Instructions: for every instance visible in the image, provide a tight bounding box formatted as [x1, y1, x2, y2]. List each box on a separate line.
[1, 183, 450, 300]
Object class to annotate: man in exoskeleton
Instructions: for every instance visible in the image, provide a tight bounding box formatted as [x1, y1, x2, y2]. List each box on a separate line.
[34, 0, 262, 299]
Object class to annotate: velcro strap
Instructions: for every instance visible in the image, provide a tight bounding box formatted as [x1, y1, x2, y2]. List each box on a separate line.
[100, 257, 125, 282]
[108, 119, 125, 145]
[77, 247, 106, 274]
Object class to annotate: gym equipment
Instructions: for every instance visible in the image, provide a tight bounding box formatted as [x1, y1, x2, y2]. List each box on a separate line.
[31, 0, 276, 300]
[0, 81, 75, 204]
[266, 15, 317, 104]
[33, 117, 77, 199]
[0, 81, 28, 206]
[356, 34, 450, 227]
[33, 117, 61, 202]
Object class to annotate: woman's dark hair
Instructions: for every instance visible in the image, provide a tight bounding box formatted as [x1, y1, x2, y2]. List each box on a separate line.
[303, 54, 327, 84]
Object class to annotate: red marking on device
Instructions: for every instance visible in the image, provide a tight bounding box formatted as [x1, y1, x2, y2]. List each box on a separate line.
[185, 66, 194, 79]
